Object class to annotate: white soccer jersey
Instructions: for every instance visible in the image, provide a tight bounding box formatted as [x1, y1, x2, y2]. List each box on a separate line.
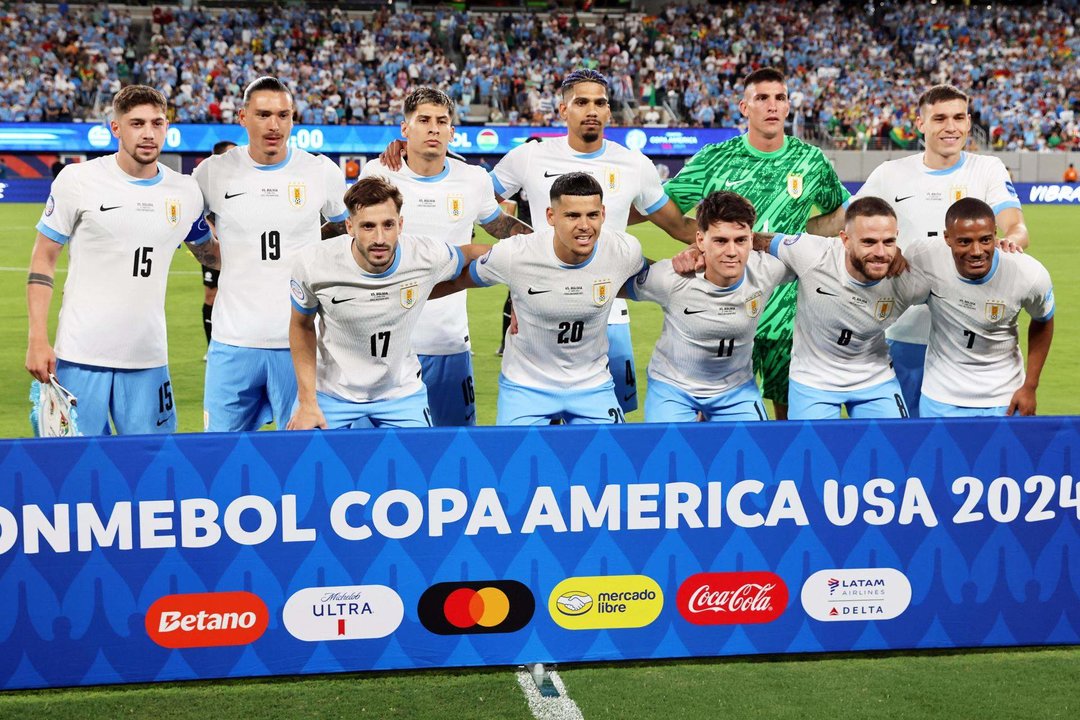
[290, 235, 465, 403]
[918, 243, 1054, 407]
[360, 157, 501, 355]
[471, 227, 645, 390]
[36, 155, 204, 368]
[194, 146, 348, 348]
[856, 151, 1022, 344]
[490, 137, 669, 326]
[628, 256, 794, 395]
[771, 233, 932, 391]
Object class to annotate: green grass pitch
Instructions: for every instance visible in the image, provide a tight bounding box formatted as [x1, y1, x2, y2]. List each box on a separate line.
[0, 203, 1077, 715]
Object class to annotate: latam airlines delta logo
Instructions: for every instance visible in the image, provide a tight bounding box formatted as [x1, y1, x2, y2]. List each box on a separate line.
[676, 572, 788, 625]
[283, 585, 404, 642]
[800, 568, 912, 622]
[548, 575, 663, 630]
[145, 591, 269, 648]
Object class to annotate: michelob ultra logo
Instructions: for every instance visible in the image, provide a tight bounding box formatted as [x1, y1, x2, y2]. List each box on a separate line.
[548, 575, 663, 630]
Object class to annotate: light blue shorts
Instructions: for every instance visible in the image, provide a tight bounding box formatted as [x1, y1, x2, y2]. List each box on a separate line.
[608, 323, 638, 415]
[888, 339, 927, 419]
[496, 375, 624, 426]
[645, 377, 768, 423]
[204, 341, 296, 431]
[55, 360, 175, 435]
[419, 351, 476, 427]
[919, 394, 1007, 418]
[788, 377, 910, 420]
[298, 388, 432, 429]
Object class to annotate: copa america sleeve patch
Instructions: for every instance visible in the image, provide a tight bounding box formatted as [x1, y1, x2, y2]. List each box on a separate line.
[290, 280, 306, 302]
[44, 194, 55, 216]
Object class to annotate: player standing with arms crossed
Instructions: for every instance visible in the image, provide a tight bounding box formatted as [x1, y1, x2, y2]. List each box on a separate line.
[664, 68, 849, 419]
[194, 77, 349, 432]
[855, 84, 1028, 415]
[26, 85, 211, 434]
[360, 88, 532, 426]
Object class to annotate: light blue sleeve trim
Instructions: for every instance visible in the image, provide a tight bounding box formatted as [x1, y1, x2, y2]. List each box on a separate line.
[450, 245, 465, 280]
[768, 233, 786, 257]
[36, 221, 69, 245]
[291, 298, 318, 315]
[479, 206, 502, 225]
[991, 199, 1022, 215]
[643, 193, 669, 216]
[1034, 307, 1055, 322]
[489, 171, 507, 196]
[326, 210, 349, 223]
[469, 261, 493, 287]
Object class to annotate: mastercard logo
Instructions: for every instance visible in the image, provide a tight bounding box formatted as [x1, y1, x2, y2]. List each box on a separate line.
[418, 580, 534, 635]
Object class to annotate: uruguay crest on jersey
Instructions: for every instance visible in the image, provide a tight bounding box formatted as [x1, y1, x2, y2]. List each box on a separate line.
[165, 199, 180, 226]
[950, 185, 967, 202]
[401, 281, 418, 309]
[786, 173, 804, 199]
[985, 300, 1005, 322]
[593, 280, 611, 306]
[605, 167, 620, 192]
[875, 299, 894, 321]
[288, 182, 306, 208]
[745, 291, 762, 318]
[448, 195, 464, 219]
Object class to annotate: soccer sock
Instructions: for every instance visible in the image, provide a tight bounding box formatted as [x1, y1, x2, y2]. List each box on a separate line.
[202, 303, 213, 345]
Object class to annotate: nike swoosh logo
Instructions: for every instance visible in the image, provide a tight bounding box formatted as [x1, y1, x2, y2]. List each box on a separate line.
[816, 287, 839, 297]
[683, 308, 706, 315]
[543, 171, 563, 178]
[224, 191, 246, 199]
[99, 204, 122, 212]
[623, 391, 637, 402]
[894, 195, 914, 202]
[464, 411, 475, 421]
[929, 290, 944, 299]
[330, 297, 354, 304]
[725, 178, 752, 188]
[156, 417, 170, 427]
[527, 288, 550, 295]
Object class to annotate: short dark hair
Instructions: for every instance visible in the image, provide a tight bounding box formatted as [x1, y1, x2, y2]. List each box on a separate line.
[918, 84, 968, 112]
[212, 140, 236, 155]
[845, 196, 897, 225]
[113, 85, 167, 116]
[743, 67, 786, 90]
[243, 76, 293, 106]
[696, 191, 756, 232]
[559, 68, 608, 98]
[945, 197, 995, 229]
[404, 87, 455, 121]
[344, 176, 403, 215]
[550, 172, 603, 203]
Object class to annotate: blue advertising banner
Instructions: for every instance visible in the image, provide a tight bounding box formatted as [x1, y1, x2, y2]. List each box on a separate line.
[844, 182, 1080, 205]
[0, 123, 736, 157]
[1, 418, 1078, 690]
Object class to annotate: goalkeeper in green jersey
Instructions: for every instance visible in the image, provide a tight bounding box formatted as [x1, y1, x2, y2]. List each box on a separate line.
[662, 68, 849, 419]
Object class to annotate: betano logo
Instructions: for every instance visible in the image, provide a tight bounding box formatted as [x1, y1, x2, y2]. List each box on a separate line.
[145, 591, 268, 649]
[418, 580, 534, 635]
[548, 575, 662, 630]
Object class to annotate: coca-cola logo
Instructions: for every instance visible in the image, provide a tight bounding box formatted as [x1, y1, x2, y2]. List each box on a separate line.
[676, 572, 788, 625]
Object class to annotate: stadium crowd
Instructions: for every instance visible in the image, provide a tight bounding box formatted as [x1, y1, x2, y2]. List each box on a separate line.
[1, 1, 1077, 150]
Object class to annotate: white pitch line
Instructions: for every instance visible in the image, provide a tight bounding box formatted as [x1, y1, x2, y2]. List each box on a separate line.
[516, 668, 585, 720]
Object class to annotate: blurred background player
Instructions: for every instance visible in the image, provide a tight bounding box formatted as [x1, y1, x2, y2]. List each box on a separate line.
[855, 84, 1028, 416]
[625, 191, 793, 422]
[664, 67, 849, 419]
[288, 177, 485, 430]
[198, 139, 237, 359]
[439, 173, 647, 425]
[919, 198, 1052, 417]
[360, 88, 531, 426]
[26, 85, 211, 434]
[765, 197, 929, 420]
[195, 76, 348, 432]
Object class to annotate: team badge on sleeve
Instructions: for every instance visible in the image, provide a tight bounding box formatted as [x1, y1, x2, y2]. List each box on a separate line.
[400, 282, 418, 309]
[985, 301, 1006, 323]
[165, 199, 181, 226]
[592, 280, 611, 306]
[874, 299, 895, 321]
[288, 182, 307, 208]
[745, 291, 763, 318]
[786, 173, 804, 199]
[447, 195, 464, 219]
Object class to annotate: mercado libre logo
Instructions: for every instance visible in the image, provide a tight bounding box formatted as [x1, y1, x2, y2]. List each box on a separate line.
[418, 580, 534, 635]
[548, 575, 663, 630]
[145, 591, 269, 649]
[676, 571, 788, 625]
